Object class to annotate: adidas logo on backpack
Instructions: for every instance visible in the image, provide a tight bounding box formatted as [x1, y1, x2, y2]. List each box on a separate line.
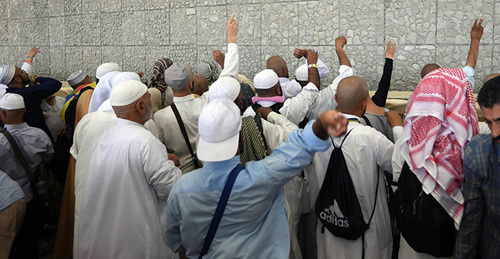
[319, 200, 350, 228]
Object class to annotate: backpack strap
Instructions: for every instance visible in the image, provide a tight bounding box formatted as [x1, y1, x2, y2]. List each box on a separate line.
[1, 128, 35, 184]
[199, 164, 243, 258]
[171, 103, 201, 169]
[361, 114, 372, 127]
[253, 113, 268, 152]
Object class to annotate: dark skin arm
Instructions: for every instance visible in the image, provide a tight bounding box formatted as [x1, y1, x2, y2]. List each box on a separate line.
[307, 50, 320, 90]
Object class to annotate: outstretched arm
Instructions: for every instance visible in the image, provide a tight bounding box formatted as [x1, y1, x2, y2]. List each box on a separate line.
[335, 36, 351, 67]
[217, 14, 239, 79]
[307, 50, 320, 90]
[372, 41, 397, 107]
[464, 18, 483, 69]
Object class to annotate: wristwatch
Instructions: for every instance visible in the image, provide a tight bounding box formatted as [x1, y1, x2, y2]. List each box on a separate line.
[308, 63, 317, 68]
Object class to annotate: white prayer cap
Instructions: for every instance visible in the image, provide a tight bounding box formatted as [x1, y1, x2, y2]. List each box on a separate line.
[0, 65, 16, 85]
[254, 69, 279, 90]
[109, 80, 148, 107]
[96, 63, 121, 79]
[67, 70, 87, 87]
[0, 93, 25, 110]
[112, 72, 141, 87]
[164, 63, 192, 90]
[208, 77, 240, 102]
[295, 64, 308, 81]
[197, 98, 242, 162]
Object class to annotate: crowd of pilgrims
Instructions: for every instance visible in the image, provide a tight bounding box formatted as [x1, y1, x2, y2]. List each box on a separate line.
[0, 14, 497, 259]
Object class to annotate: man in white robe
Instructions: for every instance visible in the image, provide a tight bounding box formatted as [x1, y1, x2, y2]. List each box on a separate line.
[77, 80, 181, 258]
[307, 76, 403, 259]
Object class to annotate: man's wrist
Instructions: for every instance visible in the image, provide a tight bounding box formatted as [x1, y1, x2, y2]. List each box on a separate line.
[308, 63, 318, 69]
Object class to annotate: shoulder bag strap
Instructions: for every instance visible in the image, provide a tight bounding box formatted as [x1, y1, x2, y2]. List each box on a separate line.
[0, 128, 35, 184]
[199, 164, 243, 258]
[171, 103, 200, 168]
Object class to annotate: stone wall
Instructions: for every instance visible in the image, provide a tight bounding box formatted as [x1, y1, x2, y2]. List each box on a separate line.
[0, 0, 496, 91]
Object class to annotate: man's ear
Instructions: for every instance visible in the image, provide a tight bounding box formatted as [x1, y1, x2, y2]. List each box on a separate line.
[334, 93, 338, 103]
[136, 100, 145, 115]
[0, 110, 7, 120]
[275, 84, 282, 96]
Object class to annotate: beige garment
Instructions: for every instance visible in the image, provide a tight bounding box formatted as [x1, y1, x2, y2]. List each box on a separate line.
[237, 73, 255, 92]
[0, 198, 27, 259]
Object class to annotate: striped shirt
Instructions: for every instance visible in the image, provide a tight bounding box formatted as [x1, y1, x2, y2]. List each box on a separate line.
[0, 170, 24, 210]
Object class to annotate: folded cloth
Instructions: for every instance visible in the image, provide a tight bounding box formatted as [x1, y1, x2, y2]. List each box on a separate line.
[400, 67, 479, 228]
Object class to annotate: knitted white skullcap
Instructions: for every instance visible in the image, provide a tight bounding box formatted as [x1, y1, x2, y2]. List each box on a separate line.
[67, 70, 87, 87]
[164, 63, 192, 90]
[96, 63, 121, 79]
[254, 69, 279, 90]
[0, 93, 25, 110]
[0, 65, 16, 85]
[109, 80, 148, 106]
[208, 77, 240, 102]
[295, 64, 308, 81]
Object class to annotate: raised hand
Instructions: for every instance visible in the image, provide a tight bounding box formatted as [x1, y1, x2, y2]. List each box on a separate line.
[226, 14, 238, 43]
[385, 41, 397, 59]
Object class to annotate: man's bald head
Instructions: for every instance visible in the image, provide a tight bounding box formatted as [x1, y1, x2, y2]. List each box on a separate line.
[192, 74, 209, 96]
[335, 76, 369, 115]
[266, 56, 288, 78]
[421, 63, 441, 78]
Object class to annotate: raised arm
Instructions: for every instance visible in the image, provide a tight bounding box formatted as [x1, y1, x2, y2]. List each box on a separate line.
[217, 14, 239, 79]
[306, 50, 320, 90]
[335, 36, 351, 67]
[293, 48, 330, 82]
[372, 41, 397, 107]
[464, 18, 484, 69]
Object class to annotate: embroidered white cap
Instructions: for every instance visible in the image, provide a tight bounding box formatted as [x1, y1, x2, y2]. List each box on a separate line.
[67, 70, 87, 87]
[197, 98, 242, 162]
[0, 64, 16, 85]
[109, 80, 148, 107]
[0, 93, 25, 110]
[253, 69, 279, 90]
[295, 64, 308, 81]
[208, 77, 240, 102]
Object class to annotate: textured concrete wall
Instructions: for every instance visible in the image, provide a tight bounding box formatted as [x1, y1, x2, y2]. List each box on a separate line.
[0, 0, 496, 92]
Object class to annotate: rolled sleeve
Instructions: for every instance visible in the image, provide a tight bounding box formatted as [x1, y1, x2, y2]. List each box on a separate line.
[462, 66, 475, 91]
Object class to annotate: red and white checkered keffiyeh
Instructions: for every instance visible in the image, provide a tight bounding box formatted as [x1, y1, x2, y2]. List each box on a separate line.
[400, 67, 479, 228]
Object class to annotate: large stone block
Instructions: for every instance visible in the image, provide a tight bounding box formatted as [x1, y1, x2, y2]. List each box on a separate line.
[261, 3, 299, 46]
[100, 12, 123, 46]
[101, 46, 124, 74]
[170, 8, 197, 45]
[340, 0, 384, 45]
[227, 4, 262, 46]
[197, 0, 227, 6]
[347, 44, 386, 91]
[48, 0, 64, 16]
[64, 47, 83, 75]
[82, 47, 103, 78]
[437, 0, 493, 45]
[48, 46, 67, 80]
[386, 0, 437, 45]
[122, 46, 147, 74]
[238, 46, 262, 78]
[392, 45, 436, 91]
[197, 6, 227, 46]
[122, 11, 146, 46]
[298, 1, 340, 46]
[123, 0, 147, 12]
[64, 15, 101, 46]
[49, 17, 65, 46]
[146, 10, 170, 46]
[0, 20, 8, 46]
[100, 0, 122, 13]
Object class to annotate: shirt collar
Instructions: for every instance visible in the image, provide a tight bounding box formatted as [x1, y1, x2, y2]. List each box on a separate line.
[202, 155, 241, 170]
[341, 113, 362, 123]
[173, 94, 195, 103]
[115, 118, 145, 128]
[4, 122, 29, 131]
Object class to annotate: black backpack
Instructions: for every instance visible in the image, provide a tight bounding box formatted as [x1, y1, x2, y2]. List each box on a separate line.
[395, 162, 456, 257]
[316, 129, 379, 241]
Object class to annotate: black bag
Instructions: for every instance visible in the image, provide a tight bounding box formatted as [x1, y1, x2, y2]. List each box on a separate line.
[315, 129, 379, 240]
[396, 162, 456, 257]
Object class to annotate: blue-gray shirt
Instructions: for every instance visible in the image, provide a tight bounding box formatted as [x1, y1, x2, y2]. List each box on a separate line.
[0, 123, 53, 202]
[162, 121, 330, 258]
[0, 170, 24, 210]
